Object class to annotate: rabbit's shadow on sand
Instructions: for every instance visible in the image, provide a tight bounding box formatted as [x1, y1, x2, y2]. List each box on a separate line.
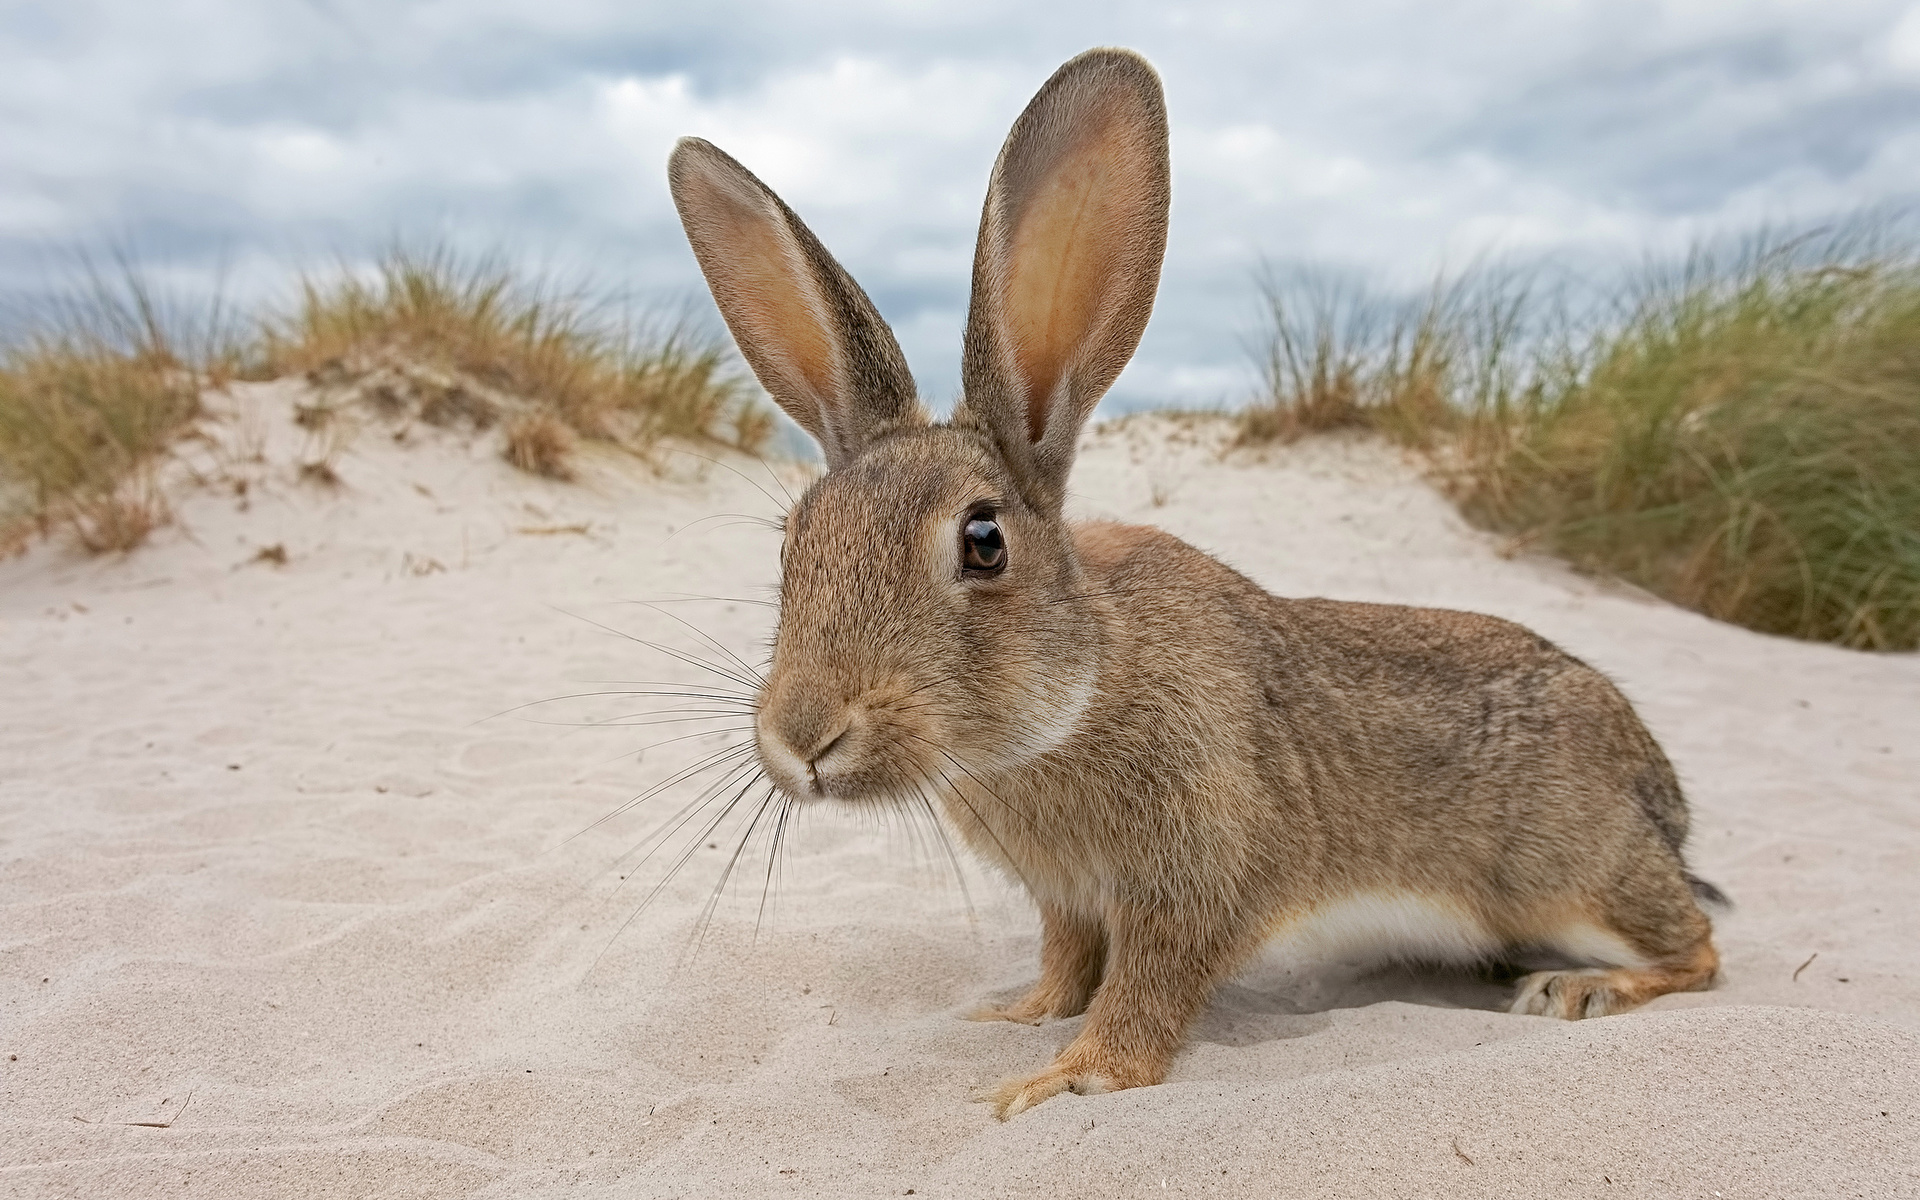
[1187, 958, 1520, 1048]
[977, 954, 1523, 1050]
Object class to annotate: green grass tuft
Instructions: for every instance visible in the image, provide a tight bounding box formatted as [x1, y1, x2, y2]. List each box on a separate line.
[1235, 263, 1530, 450]
[1241, 229, 1920, 651]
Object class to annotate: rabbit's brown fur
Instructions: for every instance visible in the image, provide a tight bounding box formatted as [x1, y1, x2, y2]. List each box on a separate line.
[668, 47, 1720, 1120]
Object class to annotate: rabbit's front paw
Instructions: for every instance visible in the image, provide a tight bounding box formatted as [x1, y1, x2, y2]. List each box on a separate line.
[978, 1043, 1166, 1119]
[967, 1001, 1048, 1026]
[980, 1062, 1112, 1119]
[966, 989, 1084, 1026]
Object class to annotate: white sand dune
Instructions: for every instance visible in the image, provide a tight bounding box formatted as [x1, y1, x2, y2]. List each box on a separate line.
[2, 384, 1916, 1197]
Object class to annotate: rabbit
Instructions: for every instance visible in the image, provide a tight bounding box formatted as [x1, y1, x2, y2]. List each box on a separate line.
[666, 46, 1723, 1120]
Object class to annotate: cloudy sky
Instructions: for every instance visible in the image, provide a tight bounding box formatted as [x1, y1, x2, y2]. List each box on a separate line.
[6, 0, 1920, 410]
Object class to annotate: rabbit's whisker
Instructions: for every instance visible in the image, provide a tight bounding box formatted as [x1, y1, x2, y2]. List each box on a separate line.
[744, 449, 799, 508]
[510, 685, 756, 709]
[665, 774, 776, 951]
[568, 679, 761, 700]
[551, 722, 754, 775]
[659, 444, 797, 516]
[481, 686, 754, 725]
[693, 782, 786, 950]
[611, 725, 757, 754]
[665, 513, 785, 541]
[631, 600, 769, 686]
[889, 779, 979, 924]
[916, 791, 979, 925]
[581, 750, 764, 968]
[628, 754, 765, 875]
[564, 740, 759, 848]
[902, 733, 1039, 836]
[554, 607, 766, 693]
[612, 631, 765, 694]
[882, 685, 1083, 755]
[927, 762, 1038, 897]
[518, 712, 749, 731]
[596, 709, 753, 726]
[642, 592, 782, 610]
[605, 754, 766, 888]
[757, 791, 797, 937]
[598, 762, 770, 954]
[592, 775, 768, 972]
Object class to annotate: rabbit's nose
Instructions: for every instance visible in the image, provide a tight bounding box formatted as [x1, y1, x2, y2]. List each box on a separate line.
[806, 726, 850, 765]
[755, 709, 851, 797]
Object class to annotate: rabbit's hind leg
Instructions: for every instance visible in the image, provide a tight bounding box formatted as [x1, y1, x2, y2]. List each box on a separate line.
[1509, 939, 1718, 1019]
[1508, 873, 1719, 1020]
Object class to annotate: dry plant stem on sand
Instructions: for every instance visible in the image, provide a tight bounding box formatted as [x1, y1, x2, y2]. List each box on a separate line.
[502, 410, 579, 480]
[670, 46, 1722, 1121]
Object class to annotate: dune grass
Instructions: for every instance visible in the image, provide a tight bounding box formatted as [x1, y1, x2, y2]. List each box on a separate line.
[1240, 231, 1920, 651]
[262, 246, 770, 457]
[0, 245, 769, 555]
[1235, 264, 1531, 450]
[0, 261, 225, 553]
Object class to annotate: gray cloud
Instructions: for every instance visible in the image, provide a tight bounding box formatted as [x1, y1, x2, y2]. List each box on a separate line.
[5, 0, 1919, 410]
[1460, 32, 1920, 212]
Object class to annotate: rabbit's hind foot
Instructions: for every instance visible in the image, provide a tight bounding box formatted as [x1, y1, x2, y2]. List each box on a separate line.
[981, 1065, 1096, 1120]
[1509, 937, 1719, 1019]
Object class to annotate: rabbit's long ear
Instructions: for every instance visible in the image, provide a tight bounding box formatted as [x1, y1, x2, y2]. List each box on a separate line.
[958, 49, 1170, 515]
[669, 138, 923, 468]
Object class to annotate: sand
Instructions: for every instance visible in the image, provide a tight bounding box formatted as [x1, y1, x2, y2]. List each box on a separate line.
[2, 383, 1916, 1198]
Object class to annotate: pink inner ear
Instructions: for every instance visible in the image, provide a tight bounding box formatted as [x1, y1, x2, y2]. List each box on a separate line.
[690, 171, 842, 417]
[998, 101, 1150, 446]
[1005, 147, 1110, 443]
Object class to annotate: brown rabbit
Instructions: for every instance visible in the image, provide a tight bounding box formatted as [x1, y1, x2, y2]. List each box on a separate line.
[667, 47, 1722, 1119]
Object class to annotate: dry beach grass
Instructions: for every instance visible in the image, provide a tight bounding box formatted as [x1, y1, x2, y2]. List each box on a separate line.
[0, 263, 219, 555]
[10, 232, 1916, 654]
[0, 248, 767, 557]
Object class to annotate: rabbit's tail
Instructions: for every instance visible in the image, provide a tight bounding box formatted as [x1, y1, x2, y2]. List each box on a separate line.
[1629, 743, 1727, 908]
[1687, 874, 1732, 909]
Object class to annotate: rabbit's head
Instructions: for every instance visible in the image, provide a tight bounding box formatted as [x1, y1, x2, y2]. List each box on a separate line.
[668, 48, 1169, 804]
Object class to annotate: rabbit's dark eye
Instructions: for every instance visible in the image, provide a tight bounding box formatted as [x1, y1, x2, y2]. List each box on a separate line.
[962, 514, 1006, 575]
